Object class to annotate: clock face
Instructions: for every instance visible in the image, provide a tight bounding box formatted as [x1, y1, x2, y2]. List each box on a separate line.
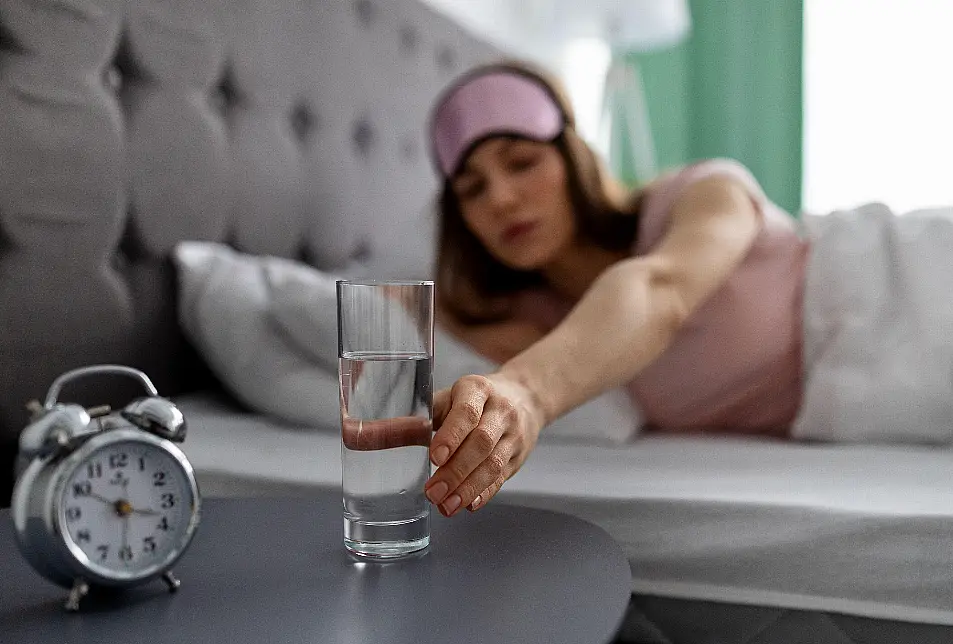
[57, 439, 197, 581]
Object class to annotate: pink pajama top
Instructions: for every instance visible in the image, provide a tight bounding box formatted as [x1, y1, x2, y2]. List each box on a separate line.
[522, 158, 809, 435]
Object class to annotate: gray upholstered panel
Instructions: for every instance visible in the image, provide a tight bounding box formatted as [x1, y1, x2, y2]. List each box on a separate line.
[0, 0, 497, 501]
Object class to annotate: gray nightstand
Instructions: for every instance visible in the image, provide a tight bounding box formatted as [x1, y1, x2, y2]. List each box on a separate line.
[1, 493, 631, 643]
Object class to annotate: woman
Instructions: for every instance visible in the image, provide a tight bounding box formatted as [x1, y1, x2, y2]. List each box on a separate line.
[421, 61, 949, 519]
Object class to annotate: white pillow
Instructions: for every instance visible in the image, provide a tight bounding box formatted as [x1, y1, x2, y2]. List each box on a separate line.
[174, 241, 642, 442]
[173, 242, 341, 428]
[263, 258, 340, 372]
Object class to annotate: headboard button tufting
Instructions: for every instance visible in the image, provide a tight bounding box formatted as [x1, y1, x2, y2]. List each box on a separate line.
[354, 0, 376, 28]
[211, 65, 242, 116]
[289, 103, 319, 146]
[399, 25, 418, 55]
[352, 117, 376, 159]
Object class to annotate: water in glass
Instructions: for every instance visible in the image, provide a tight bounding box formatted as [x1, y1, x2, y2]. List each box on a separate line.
[340, 351, 431, 558]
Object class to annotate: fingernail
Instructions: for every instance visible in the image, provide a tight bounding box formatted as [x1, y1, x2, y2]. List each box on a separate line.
[469, 495, 482, 511]
[432, 445, 449, 466]
[426, 481, 448, 505]
[442, 494, 461, 515]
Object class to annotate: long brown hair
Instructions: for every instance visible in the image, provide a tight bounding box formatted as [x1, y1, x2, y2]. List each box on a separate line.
[434, 60, 643, 324]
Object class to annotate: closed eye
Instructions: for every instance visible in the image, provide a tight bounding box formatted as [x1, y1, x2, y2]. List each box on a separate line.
[507, 153, 539, 173]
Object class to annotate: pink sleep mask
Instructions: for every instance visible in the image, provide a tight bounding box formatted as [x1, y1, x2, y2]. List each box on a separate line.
[429, 68, 566, 178]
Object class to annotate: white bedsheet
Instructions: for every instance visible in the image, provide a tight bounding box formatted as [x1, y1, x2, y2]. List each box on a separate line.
[176, 393, 953, 626]
[795, 204, 953, 444]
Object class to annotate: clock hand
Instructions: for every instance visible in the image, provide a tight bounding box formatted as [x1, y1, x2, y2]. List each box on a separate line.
[87, 492, 116, 505]
[121, 515, 130, 566]
[129, 507, 160, 516]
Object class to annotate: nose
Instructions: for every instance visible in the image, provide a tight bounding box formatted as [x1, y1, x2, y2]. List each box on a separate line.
[485, 176, 518, 213]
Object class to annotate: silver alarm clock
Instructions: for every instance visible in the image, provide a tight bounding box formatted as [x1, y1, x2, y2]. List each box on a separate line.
[11, 365, 201, 611]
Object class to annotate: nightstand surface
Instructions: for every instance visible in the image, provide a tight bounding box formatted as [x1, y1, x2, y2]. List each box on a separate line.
[1, 493, 630, 644]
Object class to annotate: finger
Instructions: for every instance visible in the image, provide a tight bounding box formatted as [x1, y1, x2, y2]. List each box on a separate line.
[342, 416, 432, 451]
[428, 375, 491, 468]
[427, 395, 512, 507]
[440, 438, 514, 517]
[469, 473, 508, 512]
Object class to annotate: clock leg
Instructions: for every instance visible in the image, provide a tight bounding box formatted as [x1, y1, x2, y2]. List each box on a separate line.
[162, 570, 181, 592]
[64, 578, 89, 612]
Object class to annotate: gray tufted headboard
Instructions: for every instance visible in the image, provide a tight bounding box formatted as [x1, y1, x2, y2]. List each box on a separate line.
[0, 0, 496, 502]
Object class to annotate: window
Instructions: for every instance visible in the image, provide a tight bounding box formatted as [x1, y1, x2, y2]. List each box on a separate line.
[803, 0, 953, 214]
[561, 37, 613, 152]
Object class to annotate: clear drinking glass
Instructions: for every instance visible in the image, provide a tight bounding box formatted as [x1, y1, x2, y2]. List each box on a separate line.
[337, 279, 434, 559]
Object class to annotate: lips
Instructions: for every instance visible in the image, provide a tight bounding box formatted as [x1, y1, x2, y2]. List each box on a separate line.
[501, 221, 539, 244]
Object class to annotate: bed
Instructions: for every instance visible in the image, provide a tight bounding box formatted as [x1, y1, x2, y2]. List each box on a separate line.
[2, 1, 952, 642]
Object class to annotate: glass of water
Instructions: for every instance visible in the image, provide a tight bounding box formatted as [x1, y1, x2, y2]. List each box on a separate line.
[336, 279, 434, 559]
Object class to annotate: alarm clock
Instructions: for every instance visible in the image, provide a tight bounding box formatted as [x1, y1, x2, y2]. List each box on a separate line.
[11, 365, 201, 611]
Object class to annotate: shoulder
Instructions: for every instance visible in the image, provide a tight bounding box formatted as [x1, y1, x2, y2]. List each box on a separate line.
[646, 158, 766, 217]
[635, 158, 768, 254]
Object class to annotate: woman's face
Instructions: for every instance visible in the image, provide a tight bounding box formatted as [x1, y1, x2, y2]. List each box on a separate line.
[451, 137, 576, 271]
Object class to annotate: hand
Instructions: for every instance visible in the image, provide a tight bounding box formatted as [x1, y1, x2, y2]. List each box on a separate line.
[424, 373, 544, 517]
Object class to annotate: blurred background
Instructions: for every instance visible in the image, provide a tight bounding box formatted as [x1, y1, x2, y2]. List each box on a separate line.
[421, 0, 953, 217]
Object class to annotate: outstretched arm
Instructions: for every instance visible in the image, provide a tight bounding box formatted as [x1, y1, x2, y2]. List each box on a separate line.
[505, 175, 761, 423]
[424, 175, 762, 517]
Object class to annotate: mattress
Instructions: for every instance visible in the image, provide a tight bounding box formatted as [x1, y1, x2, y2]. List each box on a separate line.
[174, 393, 953, 629]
